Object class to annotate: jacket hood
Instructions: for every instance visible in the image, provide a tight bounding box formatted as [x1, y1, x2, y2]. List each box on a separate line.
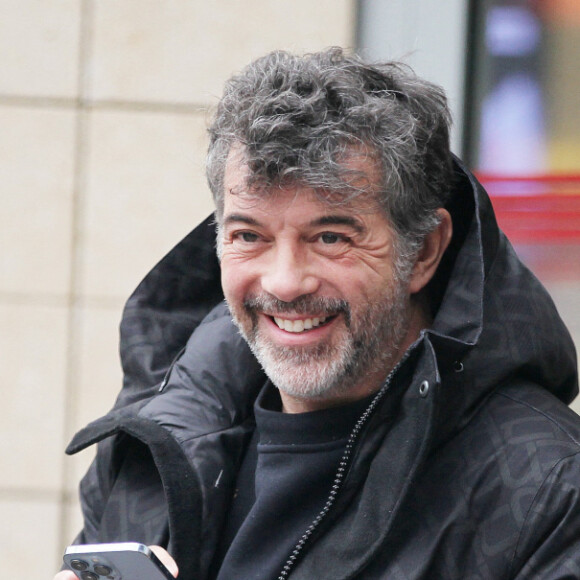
[114, 213, 226, 409]
[425, 157, 577, 445]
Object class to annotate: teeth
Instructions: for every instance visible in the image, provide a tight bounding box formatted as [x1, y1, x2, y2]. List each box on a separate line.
[273, 316, 328, 333]
[293, 320, 305, 332]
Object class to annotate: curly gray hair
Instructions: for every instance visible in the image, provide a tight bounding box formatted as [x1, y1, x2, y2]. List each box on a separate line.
[207, 47, 454, 267]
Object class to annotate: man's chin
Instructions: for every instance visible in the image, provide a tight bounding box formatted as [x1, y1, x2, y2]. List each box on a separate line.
[238, 321, 356, 399]
[255, 352, 353, 400]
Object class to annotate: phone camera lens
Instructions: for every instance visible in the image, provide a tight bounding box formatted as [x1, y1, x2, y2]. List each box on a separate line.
[70, 560, 89, 571]
[93, 564, 113, 576]
[80, 572, 99, 580]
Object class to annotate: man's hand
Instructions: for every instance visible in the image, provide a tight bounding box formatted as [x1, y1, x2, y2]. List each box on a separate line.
[54, 545, 178, 579]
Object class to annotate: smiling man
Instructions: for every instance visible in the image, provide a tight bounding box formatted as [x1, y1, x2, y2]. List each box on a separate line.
[218, 146, 450, 412]
[57, 48, 580, 580]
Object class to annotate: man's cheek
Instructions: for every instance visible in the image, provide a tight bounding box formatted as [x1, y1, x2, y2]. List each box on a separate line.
[220, 269, 237, 304]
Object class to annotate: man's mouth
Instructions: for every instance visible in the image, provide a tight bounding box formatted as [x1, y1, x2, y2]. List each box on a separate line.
[272, 315, 333, 333]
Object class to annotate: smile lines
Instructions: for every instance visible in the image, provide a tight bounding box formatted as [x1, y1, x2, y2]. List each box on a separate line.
[273, 316, 329, 333]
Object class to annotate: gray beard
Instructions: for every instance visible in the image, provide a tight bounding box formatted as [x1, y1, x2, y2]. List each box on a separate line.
[229, 284, 411, 401]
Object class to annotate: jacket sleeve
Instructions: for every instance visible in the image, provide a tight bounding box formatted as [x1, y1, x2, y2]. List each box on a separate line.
[70, 438, 115, 544]
[70, 434, 170, 547]
[511, 452, 580, 578]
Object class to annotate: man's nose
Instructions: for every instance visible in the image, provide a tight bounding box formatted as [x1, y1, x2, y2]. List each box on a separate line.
[260, 245, 319, 303]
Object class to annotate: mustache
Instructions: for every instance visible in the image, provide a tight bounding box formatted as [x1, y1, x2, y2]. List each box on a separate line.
[243, 294, 351, 324]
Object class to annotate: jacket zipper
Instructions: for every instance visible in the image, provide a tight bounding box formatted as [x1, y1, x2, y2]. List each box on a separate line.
[276, 351, 412, 580]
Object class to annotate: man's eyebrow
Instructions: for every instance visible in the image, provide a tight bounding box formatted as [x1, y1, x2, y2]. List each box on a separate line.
[310, 215, 365, 233]
[223, 213, 262, 227]
[223, 213, 365, 232]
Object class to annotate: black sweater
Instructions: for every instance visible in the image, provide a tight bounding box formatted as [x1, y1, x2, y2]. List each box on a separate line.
[215, 384, 373, 579]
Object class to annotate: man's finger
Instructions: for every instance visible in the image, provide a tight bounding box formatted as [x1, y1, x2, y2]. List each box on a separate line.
[53, 572, 78, 580]
[150, 545, 179, 578]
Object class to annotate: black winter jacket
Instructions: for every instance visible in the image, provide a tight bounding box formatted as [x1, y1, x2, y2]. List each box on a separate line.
[67, 160, 580, 579]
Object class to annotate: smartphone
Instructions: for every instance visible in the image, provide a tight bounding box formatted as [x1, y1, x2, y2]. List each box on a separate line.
[63, 542, 174, 580]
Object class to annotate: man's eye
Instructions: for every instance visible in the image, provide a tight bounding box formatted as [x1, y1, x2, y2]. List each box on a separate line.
[320, 233, 344, 244]
[238, 231, 259, 243]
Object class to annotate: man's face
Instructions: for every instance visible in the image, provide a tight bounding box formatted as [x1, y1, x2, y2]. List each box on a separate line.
[219, 153, 418, 410]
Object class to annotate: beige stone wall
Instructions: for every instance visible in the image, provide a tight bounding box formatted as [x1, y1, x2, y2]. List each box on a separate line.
[0, 1, 355, 576]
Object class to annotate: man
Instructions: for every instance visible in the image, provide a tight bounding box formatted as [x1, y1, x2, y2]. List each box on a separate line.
[57, 48, 579, 579]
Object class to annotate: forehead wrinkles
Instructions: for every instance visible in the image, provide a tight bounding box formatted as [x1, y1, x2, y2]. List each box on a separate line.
[224, 184, 385, 222]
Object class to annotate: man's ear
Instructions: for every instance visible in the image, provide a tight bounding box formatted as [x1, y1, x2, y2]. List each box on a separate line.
[408, 208, 453, 295]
